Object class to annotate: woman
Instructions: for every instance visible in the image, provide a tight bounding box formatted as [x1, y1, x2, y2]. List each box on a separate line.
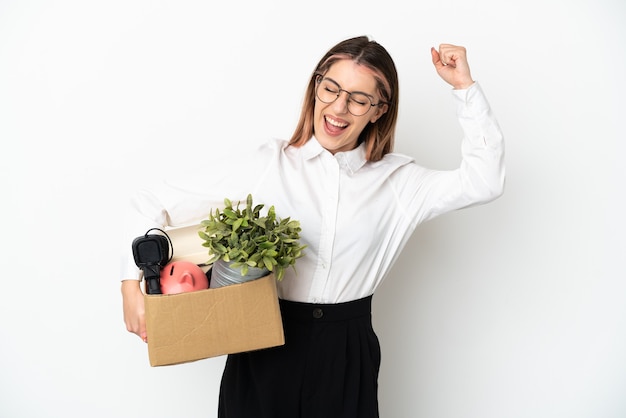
[121, 36, 505, 417]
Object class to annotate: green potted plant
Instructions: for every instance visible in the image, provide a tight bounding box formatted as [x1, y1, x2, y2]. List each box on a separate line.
[198, 194, 306, 288]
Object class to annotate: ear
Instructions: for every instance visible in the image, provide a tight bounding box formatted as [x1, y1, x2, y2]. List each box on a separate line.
[178, 271, 195, 286]
[370, 103, 388, 124]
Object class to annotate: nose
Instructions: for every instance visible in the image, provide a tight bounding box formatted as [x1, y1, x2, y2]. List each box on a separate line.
[331, 90, 350, 114]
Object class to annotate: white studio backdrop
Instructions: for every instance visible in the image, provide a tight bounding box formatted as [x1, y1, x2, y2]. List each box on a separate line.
[1, 1, 624, 417]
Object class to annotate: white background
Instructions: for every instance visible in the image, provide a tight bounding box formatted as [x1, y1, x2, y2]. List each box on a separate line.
[1, 1, 624, 417]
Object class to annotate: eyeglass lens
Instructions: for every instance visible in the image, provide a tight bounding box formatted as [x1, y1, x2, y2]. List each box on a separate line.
[316, 78, 373, 116]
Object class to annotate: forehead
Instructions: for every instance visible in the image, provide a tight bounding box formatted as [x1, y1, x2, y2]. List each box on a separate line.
[324, 59, 379, 93]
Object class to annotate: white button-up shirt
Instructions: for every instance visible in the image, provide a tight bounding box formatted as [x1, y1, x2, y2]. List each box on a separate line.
[120, 83, 505, 303]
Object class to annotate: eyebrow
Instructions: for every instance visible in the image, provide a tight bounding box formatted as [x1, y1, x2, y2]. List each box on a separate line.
[323, 76, 376, 100]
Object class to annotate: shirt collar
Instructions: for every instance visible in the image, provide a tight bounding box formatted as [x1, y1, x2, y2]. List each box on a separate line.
[302, 136, 368, 174]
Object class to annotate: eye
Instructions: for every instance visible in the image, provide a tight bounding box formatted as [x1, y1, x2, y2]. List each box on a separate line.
[323, 83, 339, 94]
[350, 93, 370, 107]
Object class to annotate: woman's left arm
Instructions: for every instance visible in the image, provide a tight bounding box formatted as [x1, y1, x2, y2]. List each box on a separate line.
[400, 45, 505, 226]
[434, 44, 505, 203]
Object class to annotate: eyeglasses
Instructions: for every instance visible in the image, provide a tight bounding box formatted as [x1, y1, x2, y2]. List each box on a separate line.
[315, 75, 386, 116]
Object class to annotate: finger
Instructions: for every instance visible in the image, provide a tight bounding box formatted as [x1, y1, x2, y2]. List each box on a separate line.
[431, 47, 444, 69]
[440, 50, 457, 68]
[140, 317, 147, 342]
[439, 44, 466, 68]
[438, 44, 450, 66]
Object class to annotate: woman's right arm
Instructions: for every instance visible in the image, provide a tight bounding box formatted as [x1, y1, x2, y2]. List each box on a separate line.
[118, 138, 285, 342]
[121, 279, 147, 342]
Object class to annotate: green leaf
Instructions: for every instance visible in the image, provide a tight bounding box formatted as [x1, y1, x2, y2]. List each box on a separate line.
[214, 243, 228, 253]
[223, 208, 238, 219]
[249, 253, 262, 263]
[253, 235, 268, 243]
[252, 219, 266, 228]
[263, 256, 275, 271]
[232, 217, 244, 232]
[263, 249, 278, 257]
[259, 241, 275, 250]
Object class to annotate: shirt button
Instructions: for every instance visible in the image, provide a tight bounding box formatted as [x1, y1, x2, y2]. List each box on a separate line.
[312, 308, 324, 319]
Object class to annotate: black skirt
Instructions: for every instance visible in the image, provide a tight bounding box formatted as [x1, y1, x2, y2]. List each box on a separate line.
[218, 296, 381, 418]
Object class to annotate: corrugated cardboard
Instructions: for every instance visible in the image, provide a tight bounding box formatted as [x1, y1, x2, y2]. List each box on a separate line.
[143, 224, 285, 367]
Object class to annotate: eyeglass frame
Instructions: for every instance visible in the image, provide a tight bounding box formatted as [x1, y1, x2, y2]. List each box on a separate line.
[314, 74, 387, 116]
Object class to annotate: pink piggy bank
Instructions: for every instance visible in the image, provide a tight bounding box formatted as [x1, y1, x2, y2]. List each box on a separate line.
[159, 261, 209, 294]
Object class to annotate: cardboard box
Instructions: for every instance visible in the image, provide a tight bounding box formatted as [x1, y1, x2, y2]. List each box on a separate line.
[144, 224, 285, 367]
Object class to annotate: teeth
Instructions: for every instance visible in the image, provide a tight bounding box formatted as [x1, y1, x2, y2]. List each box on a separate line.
[325, 116, 347, 128]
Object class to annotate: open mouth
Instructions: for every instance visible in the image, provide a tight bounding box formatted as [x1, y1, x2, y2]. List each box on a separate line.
[324, 115, 348, 135]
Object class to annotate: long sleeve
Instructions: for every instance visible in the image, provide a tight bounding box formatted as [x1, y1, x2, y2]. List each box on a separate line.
[397, 82, 506, 227]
